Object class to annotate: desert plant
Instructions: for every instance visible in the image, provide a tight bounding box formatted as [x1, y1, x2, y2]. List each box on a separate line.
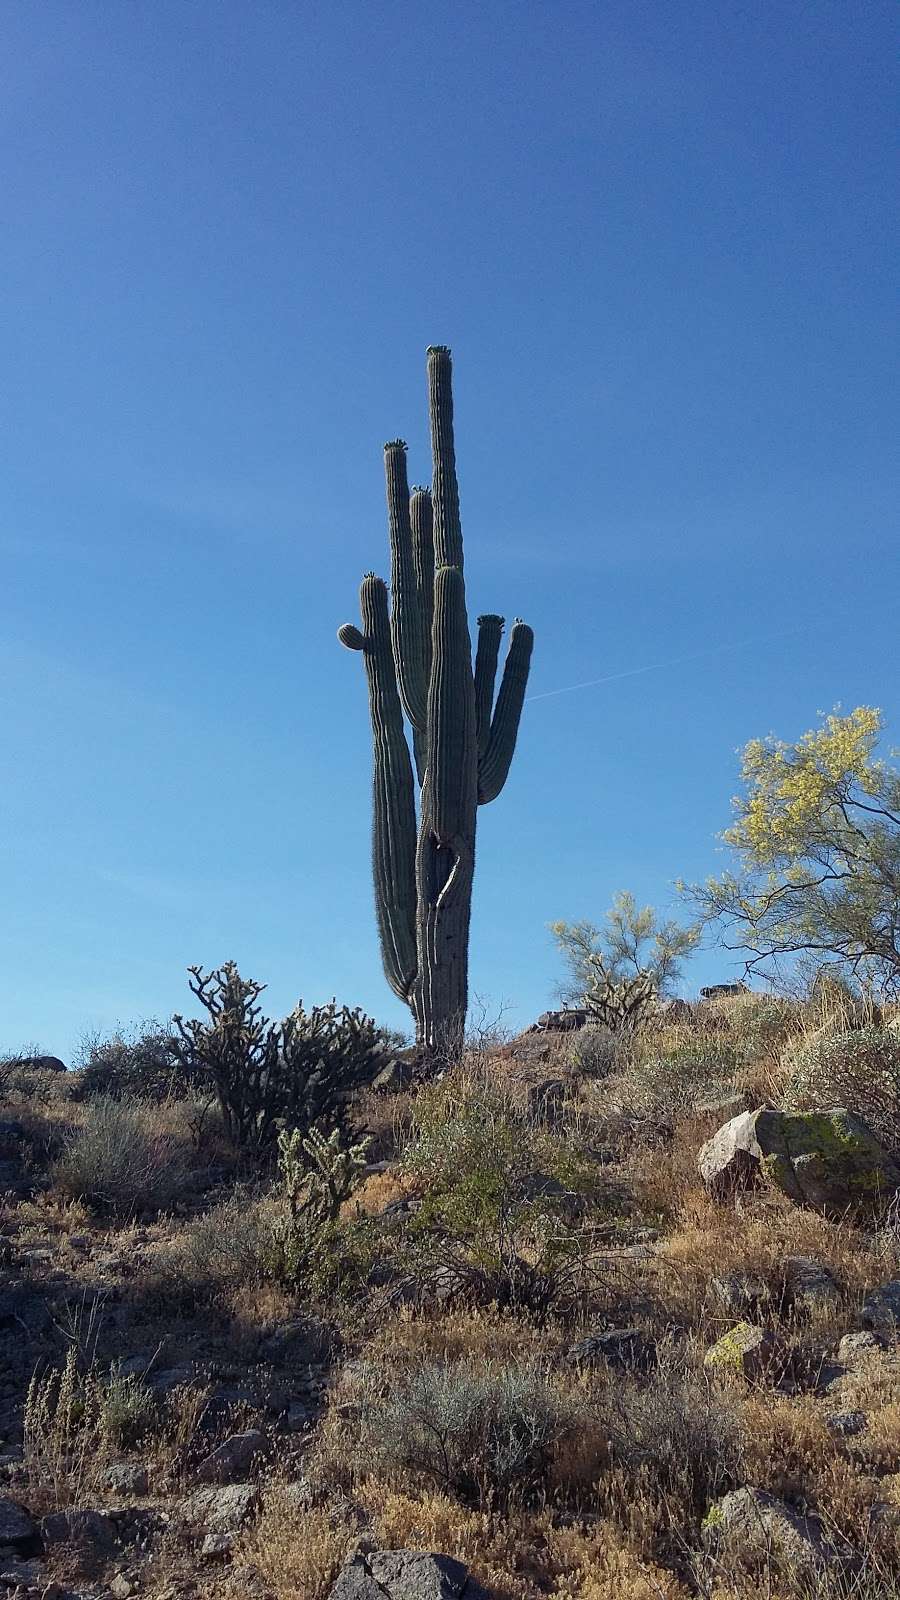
[71, 1020, 196, 1102]
[357, 1355, 591, 1509]
[783, 1027, 900, 1153]
[52, 1094, 191, 1215]
[553, 893, 699, 1002]
[685, 706, 900, 994]
[338, 346, 534, 1053]
[23, 1345, 154, 1508]
[173, 962, 384, 1152]
[402, 1069, 603, 1319]
[264, 1124, 371, 1293]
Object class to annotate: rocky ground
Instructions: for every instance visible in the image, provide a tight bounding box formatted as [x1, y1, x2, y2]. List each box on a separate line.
[1, 996, 900, 1599]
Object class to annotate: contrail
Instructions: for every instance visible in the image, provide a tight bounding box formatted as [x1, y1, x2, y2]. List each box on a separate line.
[525, 627, 805, 704]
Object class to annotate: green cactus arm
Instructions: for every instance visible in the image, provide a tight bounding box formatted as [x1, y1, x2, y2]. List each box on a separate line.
[384, 441, 428, 735]
[426, 564, 477, 844]
[349, 573, 418, 1001]
[474, 614, 504, 759]
[426, 346, 463, 571]
[478, 619, 534, 804]
[410, 487, 434, 678]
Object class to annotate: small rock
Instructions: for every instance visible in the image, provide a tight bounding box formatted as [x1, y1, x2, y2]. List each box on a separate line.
[329, 1549, 473, 1600]
[704, 1486, 825, 1571]
[0, 1497, 34, 1547]
[147, 1364, 199, 1395]
[861, 1279, 900, 1335]
[110, 1576, 135, 1598]
[525, 1079, 568, 1123]
[783, 1256, 841, 1314]
[200, 1531, 234, 1558]
[196, 1428, 264, 1485]
[826, 1410, 867, 1437]
[102, 1463, 149, 1498]
[568, 1327, 654, 1371]
[704, 1323, 776, 1379]
[837, 1330, 884, 1365]
[178, 1483, 257, 1535]
[709, 1272, 771, 1317]
[41, 1508, 116, 1548]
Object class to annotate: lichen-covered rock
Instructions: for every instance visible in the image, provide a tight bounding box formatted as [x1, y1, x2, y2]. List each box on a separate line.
[861, 1279, 900, 1336]
[568, 1327, 655, 1371]
[703, 1486, 825, 1572]
[698, 1106, 900, 1211]
[704, 1322, 775, 1379]
[178, 1483, 258, 1535]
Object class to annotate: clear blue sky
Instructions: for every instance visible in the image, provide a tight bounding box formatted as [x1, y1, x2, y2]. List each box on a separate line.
[2, 1, 897, 1058]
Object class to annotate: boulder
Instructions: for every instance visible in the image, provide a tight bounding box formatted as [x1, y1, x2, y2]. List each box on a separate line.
[16, 1055, 66, 1074]
[704, 1323, 776, 1379]
[709, 1271, 772, 1317]
[704, 1486, 825, 1571]
[533, 1009, 587, 1033]
[196, 1428, 265, 1484]
[178, 1483, 258, 1535]
[783, 1256, 841, 1314]
[101, 1463, 149, 1498]
[699, 984, 749, 1001]
[0, 1495, 34, 1547]
[41, 1508, 117, 1548]
[329, 1550, 478, 1600]
[698, 1106, 900, 1210]
[861, 1279, 900, 1336]
[568, 1327, 654, 1371]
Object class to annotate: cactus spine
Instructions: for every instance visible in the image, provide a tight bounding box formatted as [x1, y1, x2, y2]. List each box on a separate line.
[339, 347, 534, 1051]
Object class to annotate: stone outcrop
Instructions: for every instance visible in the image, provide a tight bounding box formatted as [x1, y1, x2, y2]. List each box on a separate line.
[698, 1106, 900, 1210]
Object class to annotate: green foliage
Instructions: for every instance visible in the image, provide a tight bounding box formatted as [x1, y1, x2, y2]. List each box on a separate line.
[263, 1125, 372, 1296]
[173, 962, 384, 1152]
[357, 1355, 587, 1508]
[551, 891, 699, 1011]
[783, 1027, 900, 1155]
[403, 1072, 601, 1318]
[52, 1095, 191, 1216]
[685, 707, 900, 994]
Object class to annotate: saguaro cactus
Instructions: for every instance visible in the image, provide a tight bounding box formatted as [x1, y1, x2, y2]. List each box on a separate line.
[338, 347, 534, 1051]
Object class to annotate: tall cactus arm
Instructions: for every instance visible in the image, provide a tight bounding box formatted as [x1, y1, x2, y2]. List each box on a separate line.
[384, 441, 428, 734]
[339, 574, 418, 1000]
[478, 619, 534, 804]
[426, 346, 463, 571]
[426, 565, 477, 845]
[410, 487, 434, 678]
[474, 614, 504, 758]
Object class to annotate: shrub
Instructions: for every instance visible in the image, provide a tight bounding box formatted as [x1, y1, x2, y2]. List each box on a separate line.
[52, 1095, 191, 1216]
[783, 1027, 900, 1153]
[613, 1041, 738, 1117]
[356, 1356, 595, 1508]
[403, 1068, 603, 1319]
[571, 1025, 630, 1080]
[173, 962, 385, 1152]
[175, 1192, 273, 1296]
[72, 1021, 198, 1102]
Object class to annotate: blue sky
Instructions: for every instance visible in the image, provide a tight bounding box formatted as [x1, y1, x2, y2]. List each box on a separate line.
[2, 0, 897, 1057]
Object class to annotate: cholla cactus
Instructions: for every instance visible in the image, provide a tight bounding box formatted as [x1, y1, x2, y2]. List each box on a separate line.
[583, 967, 658, 1032]
[339, 348, 534, 1053]
[277, 1125, 370, 1225]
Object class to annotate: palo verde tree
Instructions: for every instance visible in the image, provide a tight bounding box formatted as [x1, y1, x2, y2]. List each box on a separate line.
[338, 347, 534, 1051]
[685, 707, 900, 995]
[552, 891, 699, 1007]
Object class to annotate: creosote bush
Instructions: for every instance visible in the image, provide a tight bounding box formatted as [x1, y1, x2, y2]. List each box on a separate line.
[173, 961, 385, 1152]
